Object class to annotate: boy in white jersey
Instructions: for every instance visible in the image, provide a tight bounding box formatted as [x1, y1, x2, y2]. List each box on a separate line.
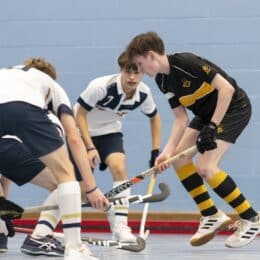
[0, 58, 109, 260]
[74, 51, 161, 242]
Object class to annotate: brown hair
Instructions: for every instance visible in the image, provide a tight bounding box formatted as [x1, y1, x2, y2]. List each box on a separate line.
[23, 57, 57, 80]
[127, 31, 165, 60]
[117, 51, 138, 72]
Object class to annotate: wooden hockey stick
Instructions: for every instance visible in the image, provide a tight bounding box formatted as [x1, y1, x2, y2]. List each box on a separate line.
[138, 146, 196, 240]
[14, 227, 146, 252]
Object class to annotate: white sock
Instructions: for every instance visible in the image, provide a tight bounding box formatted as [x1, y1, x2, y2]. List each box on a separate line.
[57, 181, 81, 248]
[110, 181, 130, 229]
[32, 189, 59, 239]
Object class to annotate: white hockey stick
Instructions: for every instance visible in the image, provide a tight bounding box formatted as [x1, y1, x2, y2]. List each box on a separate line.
[23, 183, 170, 214]
[139, 173, 156, 240]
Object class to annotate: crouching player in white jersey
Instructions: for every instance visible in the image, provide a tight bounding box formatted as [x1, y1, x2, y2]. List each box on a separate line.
[0, 58, 109, 260]
[74, 51, 161, 242]
[0, 134, 63, 255]
[0, 113, 65, 255]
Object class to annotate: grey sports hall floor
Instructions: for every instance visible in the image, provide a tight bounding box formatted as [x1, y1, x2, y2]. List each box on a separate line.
[1, 233, 259, 260]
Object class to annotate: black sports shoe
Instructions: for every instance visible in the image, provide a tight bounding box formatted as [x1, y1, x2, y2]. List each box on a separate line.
[20, 234, 64, 256]
[0, 233, 8, 253]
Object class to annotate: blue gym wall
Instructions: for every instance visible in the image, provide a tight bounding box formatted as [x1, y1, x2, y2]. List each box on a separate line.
[2, 0, 260, 213]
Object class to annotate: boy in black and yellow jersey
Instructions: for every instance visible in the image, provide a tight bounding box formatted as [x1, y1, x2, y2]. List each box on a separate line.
[126, 31, 260, 248]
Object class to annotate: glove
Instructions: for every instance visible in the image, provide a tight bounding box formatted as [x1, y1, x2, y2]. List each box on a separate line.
[0, 218, 15, 237]
[5, 218, 15, 237]
[196, 122, 218, 154]
[149, 149, 160, 168]
[0, 197, 24, 219]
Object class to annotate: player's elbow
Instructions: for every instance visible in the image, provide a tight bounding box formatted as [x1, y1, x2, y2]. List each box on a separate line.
[67, 132, 83, 148]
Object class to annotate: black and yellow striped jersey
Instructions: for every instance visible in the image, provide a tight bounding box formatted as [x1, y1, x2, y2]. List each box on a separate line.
[155, 52, 238, 121]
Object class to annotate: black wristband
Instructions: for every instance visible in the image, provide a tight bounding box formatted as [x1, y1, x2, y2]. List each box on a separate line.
[87, 147, 96, 152]
[86, 186, 97, 194]
[151, 149, 160, 155]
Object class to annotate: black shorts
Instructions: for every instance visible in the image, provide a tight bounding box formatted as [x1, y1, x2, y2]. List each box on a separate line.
[0, 102, 64, 157]
[189, 88, 252, 143]
[0, 138, 45, 186]
[71, 132, 124, 181]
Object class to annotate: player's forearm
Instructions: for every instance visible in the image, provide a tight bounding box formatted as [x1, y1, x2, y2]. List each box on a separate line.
[163, 117, 189, 155]
[67, 134, 96, 190]
[75, 111, 95, 149]
[60, 113, 96, 189]
[162, 107, 189, 155]
[150, 113, 161, 150]
[211, 75, 235, 125]
[80, 124, 94, 149]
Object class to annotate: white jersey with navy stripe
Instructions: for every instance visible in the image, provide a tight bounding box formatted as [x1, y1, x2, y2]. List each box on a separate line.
[74, 74, 157, 136]
[0, 65, 72, 116]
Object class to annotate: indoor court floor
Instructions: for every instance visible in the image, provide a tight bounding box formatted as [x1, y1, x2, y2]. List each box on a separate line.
[1, 233, 259, 260]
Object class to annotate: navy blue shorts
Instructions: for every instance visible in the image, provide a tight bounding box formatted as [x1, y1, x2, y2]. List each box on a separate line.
[0, 102, 64, 157]
[71, 132, 124, 181]
[0, 138, 45, 186]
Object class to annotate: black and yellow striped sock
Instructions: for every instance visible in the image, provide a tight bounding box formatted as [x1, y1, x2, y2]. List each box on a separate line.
[207, 170, 258, 220]
[176, 163, 218, 216]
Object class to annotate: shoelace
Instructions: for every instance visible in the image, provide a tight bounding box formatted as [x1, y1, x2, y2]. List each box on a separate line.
[228, 219, 251, 236]
[119, 223, 132, 232]
[227, 220, 241, 231]
[46, 235, 63, 246]
[198, 216, 210, 229]
[79, 245, 94, 256]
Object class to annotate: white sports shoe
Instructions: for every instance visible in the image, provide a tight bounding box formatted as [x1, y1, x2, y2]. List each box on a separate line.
[225, 214, 260, 248]
[190, 210, 231, 246]
[112, 222, 137, 243]
[64, 244, 98, 260]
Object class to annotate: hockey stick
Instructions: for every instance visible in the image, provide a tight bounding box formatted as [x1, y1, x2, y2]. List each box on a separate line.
[23, 183, 170, 214]
[139, 146, 196, 240]
[81, 235, 145, 252]
[14, 227, 146, 252]
[1, 146, 194, 219]
[103, 145, 196, 198]
[139, 173, 156, 240]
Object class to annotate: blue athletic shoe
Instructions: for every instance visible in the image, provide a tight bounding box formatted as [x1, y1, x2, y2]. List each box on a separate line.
[0, 234, 8, 253]
[20, 234, 64, 256]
